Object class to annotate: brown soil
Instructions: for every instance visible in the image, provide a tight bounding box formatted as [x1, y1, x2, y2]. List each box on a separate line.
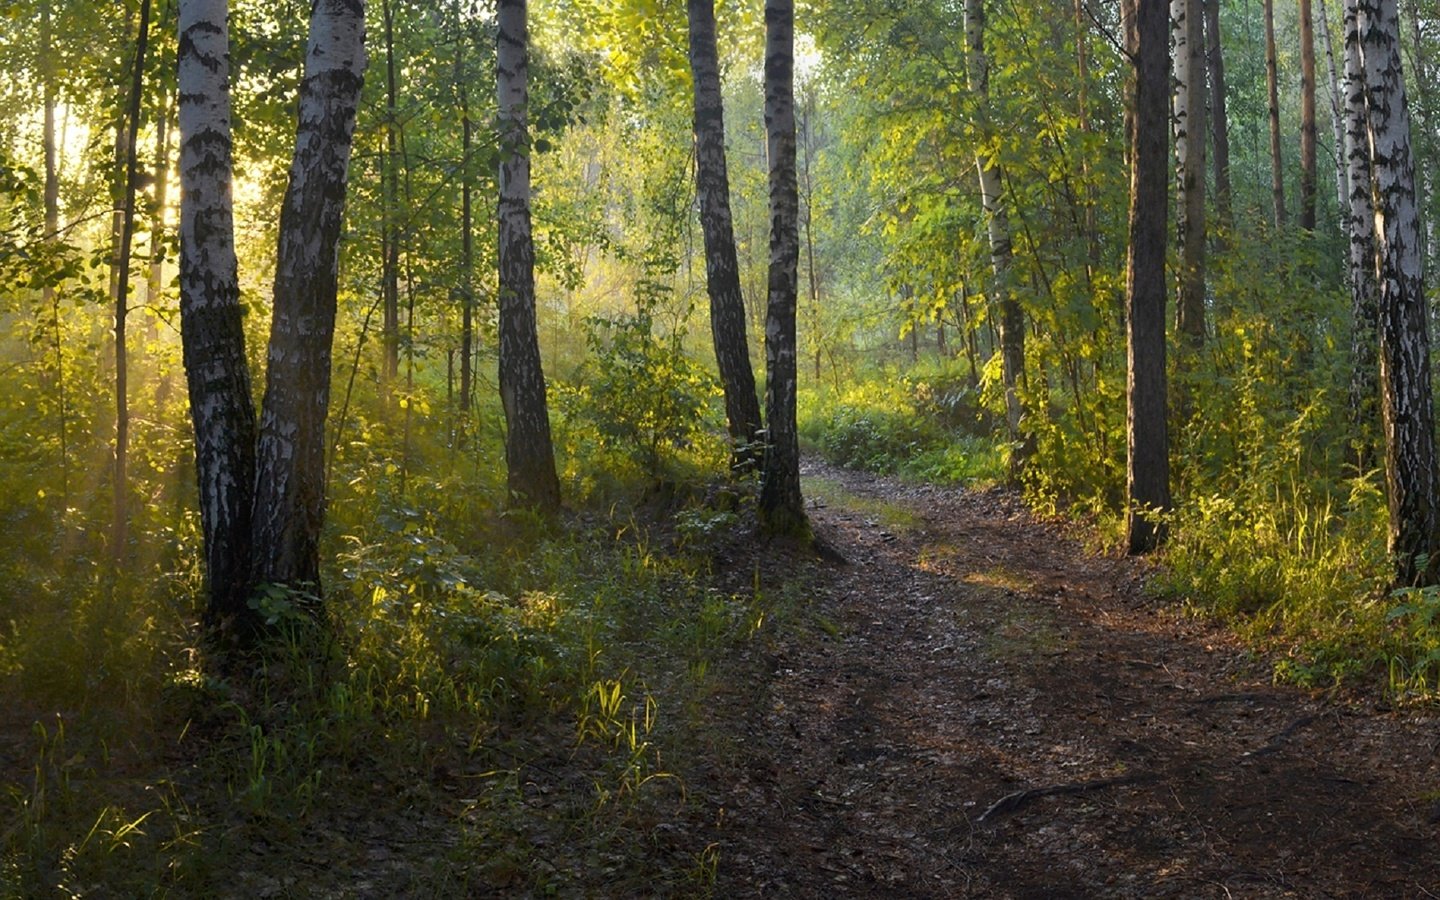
[697, 461, 1440, 898]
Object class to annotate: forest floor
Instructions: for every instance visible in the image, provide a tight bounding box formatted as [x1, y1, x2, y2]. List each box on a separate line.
[688, 460, 1440, 898]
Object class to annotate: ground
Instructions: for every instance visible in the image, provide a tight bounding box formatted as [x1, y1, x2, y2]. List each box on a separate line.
[692, 461, 1440, 898]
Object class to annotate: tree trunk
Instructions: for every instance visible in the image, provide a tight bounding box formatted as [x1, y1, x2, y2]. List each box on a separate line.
[1301, 0, 1319, 230]
[1206, 0, 1233, 229]
[497, 0, 561, 512]
[1125, 0, 1172, 554]
[381, 0, 400, 387]
[1173, 0, 1207, 347]
[41, 0, 69, 506]
[1319, 0, 1351, 223]
[758, 0, 806, 536]
[1344, 0, 1381, 467]
[112, 0, 152, 561]
[687, 0, 763, 469]
[147, 85, 173, 311]
[177, 0, 259, 627]
[965, 0, 1025, 480]
[1265, 0, 1288, 227]
[1357, 0, 1438, 585]
[252, 0, 367, 595]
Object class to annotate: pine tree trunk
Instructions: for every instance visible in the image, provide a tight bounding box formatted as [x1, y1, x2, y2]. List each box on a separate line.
[252, 0, 367, 595]
[1173, 0, 1207, 347]
[1125, 0, 1172, 554]
[1265, 0, 1288, 227]
[177, 0, 259, 627]
[1357, 0, 1438, 585]
[497, 0, 561, 512]
[1301, 0, 1319, 230]
[112, 0, 152, 561]
[758, 0, 806, 536]
[1344, 0, 1381, 466]
[1206, 0, 1233, 229]
[688, 0, 763, 470]
[964, 0, 1025, 480]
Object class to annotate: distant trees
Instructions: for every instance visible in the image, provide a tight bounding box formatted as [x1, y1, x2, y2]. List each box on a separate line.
[758, 0, 806, 535]
[496, 0, 561, 513]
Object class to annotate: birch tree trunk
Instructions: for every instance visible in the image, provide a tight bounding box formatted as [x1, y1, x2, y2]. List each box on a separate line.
[1357, 0, 1438, 585]
[964, 0, 1025, 480]
[1265, 0, 1288, 227]
[687, 0, 763, 469]
[1319, 0, 1351, 222]
[252, 0, 367, 594]
[496, 0, 561, 512]
[1344, 0, 1380, 467]
[177, 0, 258, 627]
[1206, 0, 1233, 229]
[758, 0, 806, 535]
[1173, 0, 1207, 346]
[1126, 0, 1172, 554]
[1301, 0, 1319, 230]
[112, 0, 152, 561]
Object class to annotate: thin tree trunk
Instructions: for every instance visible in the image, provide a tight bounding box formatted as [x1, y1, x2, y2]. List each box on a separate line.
[965, 0, 1025, 480]
[1301, 0, 1320, 230]
[252, 0, 367, 595]
[459, 86, 475, 416]
[1206, 0, 1233, 229]
[148, 86, 173, 311]
[112, 0, 152, 561]
[1174, 0, 1207, 346]
[1320, 0, 1351, 223]
[178, 0, 259, 628]
[688, 0, 763, 469]
[1265, 0, 1288, 227]
[497, 0, 560, 512]
[1357, 0, 1438, 585]
[758, 0, 806, 535]
[1126, 0, 1172, 554]
[381, 0, 400, 387]
[1076, 0, 1100, 271]
[41, 0, 69, 507]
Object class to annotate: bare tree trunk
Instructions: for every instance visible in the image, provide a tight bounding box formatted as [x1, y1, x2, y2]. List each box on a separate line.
[1126, 0, 1172, 554]
[1320, 0, 1351, 223]
[688, 0, 763, 469]
[380, 0, 400, 387]
[1174, 0, 1207, 346]
[497, 0, 560, 512]
[178, 0, 259, 628]
[252, 0, 367, 594]
[758, 0, 806, 536]
[1206, 0, 1233, 229]
[1357, 0, 1438, 585]
[1301, 0, 1320, 230]
[965, 0, 1025, 480]
[1265, 0, 1288, 227]
[455, 0, 475, 418]
[112, 0, 152, 561]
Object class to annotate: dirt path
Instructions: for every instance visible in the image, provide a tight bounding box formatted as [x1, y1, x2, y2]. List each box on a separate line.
[704, 462, 1440, 898]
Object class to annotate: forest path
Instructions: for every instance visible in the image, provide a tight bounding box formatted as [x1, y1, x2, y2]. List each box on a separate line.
[704, 461, 1440, 898]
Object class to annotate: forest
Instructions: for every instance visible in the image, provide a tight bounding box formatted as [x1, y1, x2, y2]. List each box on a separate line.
[3, 0, 1440, 894]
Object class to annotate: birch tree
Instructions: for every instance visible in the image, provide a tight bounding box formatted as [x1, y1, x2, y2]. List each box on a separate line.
[496, 0, 561, 512]
[758, 0, 806, 535]
[1343, 0, 1379, 468]
[251, 0, 368, 593]
[1173, 0, 1206, 346]
[177, 0, 258, 627]
[1356, 0, 1438, 585]
[688, 0, 763, 469]
[1126, 0, 1172, 554]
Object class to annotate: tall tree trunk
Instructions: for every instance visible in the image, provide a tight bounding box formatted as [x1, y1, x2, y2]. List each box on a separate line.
[1174, 0, 1207, 346]
[687, 0, 763, 469]
[380, 0, 400, 387]
[1206, 0, 1233, 229]
[1301, 0, 1320, 230]
[1344, 0, 1380, 466]
[1357, 0, 1438, 585]
[41, 0, 69, 506]
[1320, 0, 1351, 223]
[252, 0, 367, 594]
[178, 0, 258, 628]
[1076, 0, 1100, 271]
[148, 86, 173, 311]
[459, 85, 475, 417]
[112, 0, 152, 560]
[1125, 0, 1172, 554]
[964, 0, 1025, 480]
[496, 0, 561, 512]
[758, 0, 806, 535]
[1265, 0, 1288, 227]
